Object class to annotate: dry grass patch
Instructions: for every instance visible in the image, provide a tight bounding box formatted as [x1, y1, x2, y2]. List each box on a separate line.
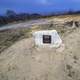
[0, 28, 32, 53]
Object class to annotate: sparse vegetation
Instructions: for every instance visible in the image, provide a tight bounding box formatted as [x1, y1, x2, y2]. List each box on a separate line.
[0, 14, 80, 80]
[0, 28, 32, 53]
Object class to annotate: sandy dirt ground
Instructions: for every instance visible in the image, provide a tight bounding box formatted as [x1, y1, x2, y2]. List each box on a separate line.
[0, 28, 80, 80]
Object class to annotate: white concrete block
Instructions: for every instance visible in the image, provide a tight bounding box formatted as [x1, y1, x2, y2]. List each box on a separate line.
[33, 30, 62, 48]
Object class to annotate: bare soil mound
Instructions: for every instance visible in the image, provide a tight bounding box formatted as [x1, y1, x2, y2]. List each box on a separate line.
[0, 28, 80, 80]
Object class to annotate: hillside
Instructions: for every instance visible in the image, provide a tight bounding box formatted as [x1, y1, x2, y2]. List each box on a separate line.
[0, 15, 80, 80]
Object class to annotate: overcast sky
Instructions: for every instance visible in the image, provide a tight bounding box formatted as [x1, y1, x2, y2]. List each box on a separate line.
[0, 0, 80, 15]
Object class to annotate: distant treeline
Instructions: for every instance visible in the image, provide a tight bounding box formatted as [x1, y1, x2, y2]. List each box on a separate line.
[0, 10, 80, 26]
[0, 10, 42, 26]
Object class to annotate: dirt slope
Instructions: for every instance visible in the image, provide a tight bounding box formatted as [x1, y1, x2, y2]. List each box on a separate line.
[0, 28, 80, 80]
